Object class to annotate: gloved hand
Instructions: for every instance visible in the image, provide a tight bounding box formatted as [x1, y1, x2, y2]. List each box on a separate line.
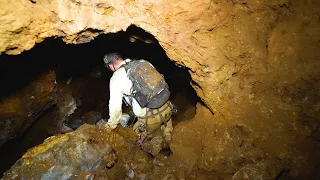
[106, 123, 117, 129]
[119, 113, 130, 127]
[105, 122, 117, 132]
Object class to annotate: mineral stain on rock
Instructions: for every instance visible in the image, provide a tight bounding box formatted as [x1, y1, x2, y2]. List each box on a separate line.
[3, 125, 117, 179]
[0, 0, 320, 179]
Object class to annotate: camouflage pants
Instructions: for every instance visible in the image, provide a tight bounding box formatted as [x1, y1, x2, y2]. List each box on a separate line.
[133, 101, 174, 155]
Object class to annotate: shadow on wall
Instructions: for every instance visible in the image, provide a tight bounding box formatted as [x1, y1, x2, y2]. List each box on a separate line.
[0, 25, 198, 102]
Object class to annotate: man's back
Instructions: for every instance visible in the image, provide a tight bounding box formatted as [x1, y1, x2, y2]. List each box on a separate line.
[108, 59, 147, 128]
[121, 59, 170, 109]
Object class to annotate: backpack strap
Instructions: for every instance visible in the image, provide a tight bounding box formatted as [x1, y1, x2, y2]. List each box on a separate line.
[119, 61, 135, 105]
[119, 59, 133, 72]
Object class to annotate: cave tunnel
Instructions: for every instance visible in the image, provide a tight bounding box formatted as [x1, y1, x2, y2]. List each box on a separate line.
[0, 25, 200, 176]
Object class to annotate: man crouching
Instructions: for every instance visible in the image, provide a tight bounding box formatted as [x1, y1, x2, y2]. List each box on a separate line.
[103, 52, 176, 156]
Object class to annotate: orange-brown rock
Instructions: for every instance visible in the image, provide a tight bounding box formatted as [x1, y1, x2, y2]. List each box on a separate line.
[0, 0, 320, 179]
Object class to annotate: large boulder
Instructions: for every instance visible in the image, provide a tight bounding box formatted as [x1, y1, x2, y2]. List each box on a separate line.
[3, 125, 117, 179]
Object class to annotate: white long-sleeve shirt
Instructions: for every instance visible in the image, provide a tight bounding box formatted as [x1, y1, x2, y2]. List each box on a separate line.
[107, 59, 147, 129]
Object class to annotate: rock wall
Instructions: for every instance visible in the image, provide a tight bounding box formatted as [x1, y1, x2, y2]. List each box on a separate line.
[0, 71, 56, 147]
[1, 0, 320, 179]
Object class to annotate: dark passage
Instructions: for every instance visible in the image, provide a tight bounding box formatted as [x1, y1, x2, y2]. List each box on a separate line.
[0, 25, 200, 176]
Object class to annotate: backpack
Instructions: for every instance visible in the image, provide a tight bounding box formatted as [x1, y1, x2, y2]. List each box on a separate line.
[122, 60, 170, 109]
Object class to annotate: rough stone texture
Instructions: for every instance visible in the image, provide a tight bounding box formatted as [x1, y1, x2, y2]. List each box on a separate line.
[2, 125, 172, 179]
[0, 0, 320, 179]
[0, 71, 56, 147]
[0, 114, 24, 148]
[0, 70, 82, 145]
[232, 159, 286, 180]
[2, 125, 117, 179]
[82, 111, 102, 124]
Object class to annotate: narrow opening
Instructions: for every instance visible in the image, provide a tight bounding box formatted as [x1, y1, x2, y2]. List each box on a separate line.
[0, 25, 200, 175]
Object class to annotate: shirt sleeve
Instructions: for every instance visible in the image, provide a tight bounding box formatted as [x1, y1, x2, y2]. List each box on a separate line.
[107, 71, 124, 129]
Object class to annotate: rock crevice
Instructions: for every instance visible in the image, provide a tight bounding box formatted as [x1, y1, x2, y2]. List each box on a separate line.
[0, 0, 320, 179]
